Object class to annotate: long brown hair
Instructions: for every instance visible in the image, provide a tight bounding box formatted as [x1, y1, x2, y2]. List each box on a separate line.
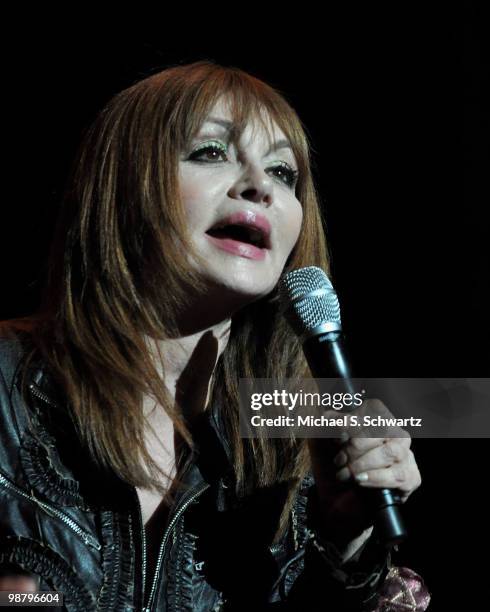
[7, 61, 331, 538]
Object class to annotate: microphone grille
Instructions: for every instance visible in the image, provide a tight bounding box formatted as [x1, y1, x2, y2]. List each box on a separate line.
[278, 266, 341, 339]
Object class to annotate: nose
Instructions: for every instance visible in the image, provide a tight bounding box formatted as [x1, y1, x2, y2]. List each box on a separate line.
[227, 164, 274, 206]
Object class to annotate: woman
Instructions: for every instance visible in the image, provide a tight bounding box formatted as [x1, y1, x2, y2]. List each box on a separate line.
[0, 61, 429, 611]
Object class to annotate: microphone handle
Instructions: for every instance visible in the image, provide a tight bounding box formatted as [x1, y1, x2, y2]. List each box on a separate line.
[303, 333, 407, 548]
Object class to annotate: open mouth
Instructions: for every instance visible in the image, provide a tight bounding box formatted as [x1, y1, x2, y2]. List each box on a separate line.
[206, 223, 269, 249]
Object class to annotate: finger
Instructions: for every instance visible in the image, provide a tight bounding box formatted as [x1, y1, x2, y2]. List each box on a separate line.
[345, 438, 412, 474]
[0, 574, 40, 591]
[353, 398, 412, 440]
[333, 438, 385, 477]
[335, 433, 411, 466]
[342, 437, 386, 461]
[347, 452, 422, 494]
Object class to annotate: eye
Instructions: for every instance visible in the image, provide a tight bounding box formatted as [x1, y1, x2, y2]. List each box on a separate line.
[188, 141, 228, 163]
[267, 162, 299, 189]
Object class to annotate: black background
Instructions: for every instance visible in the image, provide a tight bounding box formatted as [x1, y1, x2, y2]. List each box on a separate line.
[1, 5, 488, 609]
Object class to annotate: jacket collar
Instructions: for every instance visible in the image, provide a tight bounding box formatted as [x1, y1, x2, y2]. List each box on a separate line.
[19, 356, 235, 487]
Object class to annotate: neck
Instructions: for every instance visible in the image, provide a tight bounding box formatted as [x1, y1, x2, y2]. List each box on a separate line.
[144, 317, 232, 422]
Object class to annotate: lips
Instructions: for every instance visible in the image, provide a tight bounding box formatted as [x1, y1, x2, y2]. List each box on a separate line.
[205, 210, 272, 250]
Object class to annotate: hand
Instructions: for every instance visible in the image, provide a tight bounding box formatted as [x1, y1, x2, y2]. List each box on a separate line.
[0, 573, 39, 591]
[307, 399, 422, 549]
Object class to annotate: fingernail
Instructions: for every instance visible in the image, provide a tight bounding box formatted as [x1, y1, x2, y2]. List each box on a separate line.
[336, 467, 351, 482]
[333, 451, 347, 467]
[355, 472, 369, 483]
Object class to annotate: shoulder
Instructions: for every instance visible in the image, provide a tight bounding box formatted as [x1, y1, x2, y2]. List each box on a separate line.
[0, 321, 104, 512]
[0, 323, 27, 391]
[0, 317, 44, 387]
[0, 319, 43, 463]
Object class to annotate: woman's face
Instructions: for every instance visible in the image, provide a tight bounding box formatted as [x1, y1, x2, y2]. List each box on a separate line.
[178, 97, 303, 310]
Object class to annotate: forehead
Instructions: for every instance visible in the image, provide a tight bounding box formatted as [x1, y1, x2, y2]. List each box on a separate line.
[200, 96, 288, 144]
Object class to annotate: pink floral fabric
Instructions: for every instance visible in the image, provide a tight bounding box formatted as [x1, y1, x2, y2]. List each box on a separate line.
[374, 566, 431, 611]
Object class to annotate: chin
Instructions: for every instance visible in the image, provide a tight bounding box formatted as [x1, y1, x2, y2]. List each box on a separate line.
[203, 270, 276, 306]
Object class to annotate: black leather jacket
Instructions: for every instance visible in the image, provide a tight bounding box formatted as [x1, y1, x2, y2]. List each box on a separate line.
[0, 335, 391, 611]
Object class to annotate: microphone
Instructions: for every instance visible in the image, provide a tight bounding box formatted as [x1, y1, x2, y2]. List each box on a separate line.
[278, 265, 406, 548]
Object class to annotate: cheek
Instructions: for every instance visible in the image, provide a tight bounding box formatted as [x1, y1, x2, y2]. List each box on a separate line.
[283, 201, 304, 252]
[178, 173, 215, 230]
[179, 175, 200, 211]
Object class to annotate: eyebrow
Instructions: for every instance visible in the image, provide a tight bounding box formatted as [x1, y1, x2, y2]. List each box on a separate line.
[202, 117, 293, 157]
